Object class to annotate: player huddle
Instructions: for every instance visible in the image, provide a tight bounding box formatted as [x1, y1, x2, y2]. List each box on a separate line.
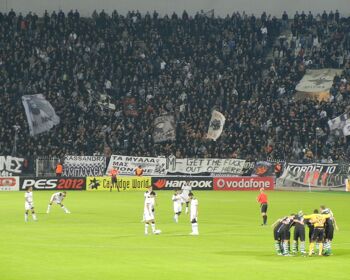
[143, 182, 199, 236]
[272, 206, 338, 257]
[24, 187, 71, 222]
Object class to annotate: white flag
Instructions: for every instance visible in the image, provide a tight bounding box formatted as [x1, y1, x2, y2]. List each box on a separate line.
[207, 110, 225, 141]
[22, 94, 60, 136]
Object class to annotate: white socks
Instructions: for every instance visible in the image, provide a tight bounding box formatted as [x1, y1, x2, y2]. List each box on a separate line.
[145, 224, 149, 234]
[151, 223, 156, 233]
[191, 223, 199, 234]
[47, 205, 51, 213]
[61, 206, 70, 213]
[25, 213, 37, 222]
[174, 214, 179, 223]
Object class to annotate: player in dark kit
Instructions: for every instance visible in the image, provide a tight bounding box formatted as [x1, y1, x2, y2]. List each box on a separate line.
[292, 211, 306, 255]
[256, 188, 268, 225]
[320, 206, 338, 256]
[271, 216, 288, 255]
[275, 214, 295, 256]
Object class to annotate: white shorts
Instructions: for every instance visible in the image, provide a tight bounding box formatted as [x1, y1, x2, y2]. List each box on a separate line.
[181, 196, 189, 204]
[144, 211, 154, 221]
[173, 203, 182, 213]
[25, 202, 34, 210]
[51, 198, 63, 204]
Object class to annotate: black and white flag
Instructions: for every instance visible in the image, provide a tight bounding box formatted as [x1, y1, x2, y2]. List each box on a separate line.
[207, 110, 225, 141]
[328, 113, 350, 136]
[22, 94, 60, 136]
[153, 115, 176, 143]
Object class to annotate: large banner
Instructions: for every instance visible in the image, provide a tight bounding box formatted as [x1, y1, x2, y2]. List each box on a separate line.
[63, 156, 105, 177]
[0, 177, 19, 191]
[106, 155, 167, 175]
[153, 115, 176, 143]
[20, 177, 86, 190]
[328, 113, 350, 136]
[22, 94, 60, 136]
[86, 176, 151, 191]
[0, 156, 25, 176]
[152, 176, 213, 190]
[207, 110, 225, 141]
[295, 69, 342, 93]
[167, 157, 247, 175]
[213, 177, 275, 191]
[280, 163, 348, 189]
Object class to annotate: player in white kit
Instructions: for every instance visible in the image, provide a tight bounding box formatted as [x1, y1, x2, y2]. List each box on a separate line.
[144, 191, 161, 235]
[181, 180, 192, 214]
[142, 186, 156, 222]
[25, 187, 37, 222]
[46, 191, 71, 214]
[189, 192, 199, 235]
[172, 189, 182, 223]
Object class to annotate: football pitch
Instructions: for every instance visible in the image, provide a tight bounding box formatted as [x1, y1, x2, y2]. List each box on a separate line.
[0, 190, 349, 280]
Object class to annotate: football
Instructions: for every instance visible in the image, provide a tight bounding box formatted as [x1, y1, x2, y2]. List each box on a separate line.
[154, 229, 162, 235]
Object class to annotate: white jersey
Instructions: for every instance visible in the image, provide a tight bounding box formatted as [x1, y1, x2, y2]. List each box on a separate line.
[25, 191, 34, 210]
[172, 193, 182, 213]
[181, 184, 192, 203]
[144, 197, 154, 221]
[50, 192, 65, 204]
[190, 198, 198, 221]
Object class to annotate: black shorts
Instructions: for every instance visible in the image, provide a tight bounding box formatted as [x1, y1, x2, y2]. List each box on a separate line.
[277, 227, 290, 241]
[325, 225, 334, 241]
[111, 177, 117, 183]
[293, 226, 305, 242]
[273, 227, 280, 240]
[261, 203, 268, 213]
[311, 228, 325, 242]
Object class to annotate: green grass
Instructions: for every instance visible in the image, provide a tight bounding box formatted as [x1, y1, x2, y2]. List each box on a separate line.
[0, 190, 350, 280]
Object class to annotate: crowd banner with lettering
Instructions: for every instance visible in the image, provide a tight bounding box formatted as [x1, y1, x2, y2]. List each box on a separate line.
[86, 176, 151, 191]
[63, 156, 105, 177]
[0, 156, 24, 176]
[252, 161, 275, 176]
[167, 157, 247, 175]
[22, 94, 60, 136]
[153, 115, 176, 143]
[296, 69, 342, 93]
[106, 155, 167, 176]
[279, 162, 348, 189]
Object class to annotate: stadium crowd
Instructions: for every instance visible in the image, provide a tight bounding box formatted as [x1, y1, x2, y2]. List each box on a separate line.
[0, 9, 350, 162]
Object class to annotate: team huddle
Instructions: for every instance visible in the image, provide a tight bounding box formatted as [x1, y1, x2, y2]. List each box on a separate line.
[24, 187, 71, 222]
[143, 183, 199, 235]
[272, 206, 338, 257]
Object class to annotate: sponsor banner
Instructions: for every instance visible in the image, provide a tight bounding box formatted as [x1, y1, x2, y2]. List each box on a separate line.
[153, 115, 176, 143]
[295, 69, 342, 93]
[22, 94, 60, 136]
[0, 177, 19, 191]
[63, 155, 105, 177]
[0, 156, 25, 176]
[213, 177, 274, 191]
[106, 155, 167, 176]
[152, 176, 213, 190]
[346, 179, 350, 192]
[20, 177, 86, 190]
[280, 163, 348, 189]
[86, 176, 151, 191]
[167, 157, 246, 175]
[207, 110, 225, 141]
